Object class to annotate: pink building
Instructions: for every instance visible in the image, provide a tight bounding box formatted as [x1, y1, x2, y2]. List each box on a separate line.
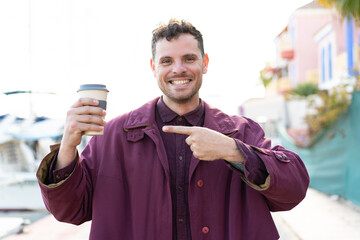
[271, 0, 360, 92]
[271, 1, 332, 93]
[314, 15, 360, 90]
[242, 1, 360, 138]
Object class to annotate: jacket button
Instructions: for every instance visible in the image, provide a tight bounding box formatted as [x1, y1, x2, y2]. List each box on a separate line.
[276, 154, 283, 159]
[197, 180, 204, 187]
[202, 226, 209, 234]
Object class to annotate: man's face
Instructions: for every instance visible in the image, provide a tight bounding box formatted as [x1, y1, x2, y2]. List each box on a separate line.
[151, 34, 209, 107]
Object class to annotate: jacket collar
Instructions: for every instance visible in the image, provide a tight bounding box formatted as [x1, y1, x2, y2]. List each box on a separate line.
[203, 102, 238, 135]
[124, 97, 159, 130]
[157, 97, 205, 126]
[124, 97, 238, 135]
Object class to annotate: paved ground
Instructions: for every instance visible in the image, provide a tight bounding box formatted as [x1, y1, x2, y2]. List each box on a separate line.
[3, 188, 360, 239]
[273, 188, 360, 240]
[2, 215, 90, 240]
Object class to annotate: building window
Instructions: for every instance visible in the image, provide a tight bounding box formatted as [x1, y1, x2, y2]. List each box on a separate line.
[290, 25, 295, 48]
[321, 47, 326, 83]
[328, 43, 332, 80]
[291, 63, 296, 86]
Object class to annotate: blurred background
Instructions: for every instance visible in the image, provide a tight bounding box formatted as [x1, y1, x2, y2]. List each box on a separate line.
[1, 0, 360, 239]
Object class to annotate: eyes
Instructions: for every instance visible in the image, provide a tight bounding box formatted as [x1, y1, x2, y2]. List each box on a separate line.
[160, 58, 172, 65]
[185, 56, 196, 63]
[159, 55, 197, 66]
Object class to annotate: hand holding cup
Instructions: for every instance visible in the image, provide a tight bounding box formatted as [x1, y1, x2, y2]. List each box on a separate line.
[57, 84, 108, 170]
[77, 84, 109, 136]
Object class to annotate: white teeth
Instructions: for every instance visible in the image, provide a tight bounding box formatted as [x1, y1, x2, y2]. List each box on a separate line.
[171, 80, 190, 85]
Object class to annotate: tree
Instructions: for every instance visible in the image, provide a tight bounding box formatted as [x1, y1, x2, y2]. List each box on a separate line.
[318, 0, 359, 77]
[318, 0, 360, 21]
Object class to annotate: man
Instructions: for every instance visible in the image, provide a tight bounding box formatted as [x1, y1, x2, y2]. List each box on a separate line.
[37, 19, 309, 240]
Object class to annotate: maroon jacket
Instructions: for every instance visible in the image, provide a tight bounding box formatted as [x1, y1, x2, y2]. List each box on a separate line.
[37, 97, 309, 240]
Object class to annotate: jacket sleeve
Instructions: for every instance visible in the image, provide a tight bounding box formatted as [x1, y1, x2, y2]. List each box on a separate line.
[229, 139, 269, 186]
[36, 144, 94, 225]
[234, 118, 310, 212]
[44, 147, 77, 184]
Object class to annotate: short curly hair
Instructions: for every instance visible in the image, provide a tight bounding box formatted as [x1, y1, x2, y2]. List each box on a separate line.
[151, 19, 204, 60]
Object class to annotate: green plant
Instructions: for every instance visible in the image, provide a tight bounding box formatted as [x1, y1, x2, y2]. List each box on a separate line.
[305, 84, 351, 140]
[259, 68, 273, 88]
[285, 82, 319, 100]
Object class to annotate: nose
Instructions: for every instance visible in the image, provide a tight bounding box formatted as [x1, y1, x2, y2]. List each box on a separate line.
[172, 61, 186, 74]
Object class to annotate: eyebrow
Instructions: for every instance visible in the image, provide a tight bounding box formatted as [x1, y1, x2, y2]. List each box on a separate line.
[159, 56, 171, 60]
[158, 53, 199, 62]
[183, 54, 198, 58]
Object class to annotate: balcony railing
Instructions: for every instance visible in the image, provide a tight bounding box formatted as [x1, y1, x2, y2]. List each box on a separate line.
[281, 49, 294, 59]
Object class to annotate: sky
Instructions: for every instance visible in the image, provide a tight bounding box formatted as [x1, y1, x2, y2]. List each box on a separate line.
[0, 0, 313, 119]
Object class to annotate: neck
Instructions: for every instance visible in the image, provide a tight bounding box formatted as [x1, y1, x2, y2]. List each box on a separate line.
[162, 96, 200, 116]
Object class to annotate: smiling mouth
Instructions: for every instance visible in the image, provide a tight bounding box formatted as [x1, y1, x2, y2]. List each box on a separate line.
[170, 79, 191, 85]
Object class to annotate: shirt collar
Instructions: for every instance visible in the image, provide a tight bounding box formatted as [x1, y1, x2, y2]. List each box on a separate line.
[157, 97, 205, 126]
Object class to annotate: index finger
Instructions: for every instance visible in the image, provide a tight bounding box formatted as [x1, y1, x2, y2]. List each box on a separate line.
[162, 125, 197, 135]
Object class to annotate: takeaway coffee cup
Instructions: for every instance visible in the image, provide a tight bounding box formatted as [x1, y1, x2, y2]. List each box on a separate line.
[77, 84, 109, 136]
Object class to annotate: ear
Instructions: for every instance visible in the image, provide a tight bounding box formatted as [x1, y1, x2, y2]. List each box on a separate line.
[150, 58, 157, 77]
[202, 53, 209, 74]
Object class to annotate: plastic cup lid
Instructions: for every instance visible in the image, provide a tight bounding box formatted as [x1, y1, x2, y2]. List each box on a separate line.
[78, 84, 109, 92]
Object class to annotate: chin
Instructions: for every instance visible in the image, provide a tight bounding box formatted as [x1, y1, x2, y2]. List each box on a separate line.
[169, 94, 198, 104]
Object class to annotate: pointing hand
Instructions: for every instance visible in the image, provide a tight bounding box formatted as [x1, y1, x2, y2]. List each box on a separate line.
[162, 125, 244, 163]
